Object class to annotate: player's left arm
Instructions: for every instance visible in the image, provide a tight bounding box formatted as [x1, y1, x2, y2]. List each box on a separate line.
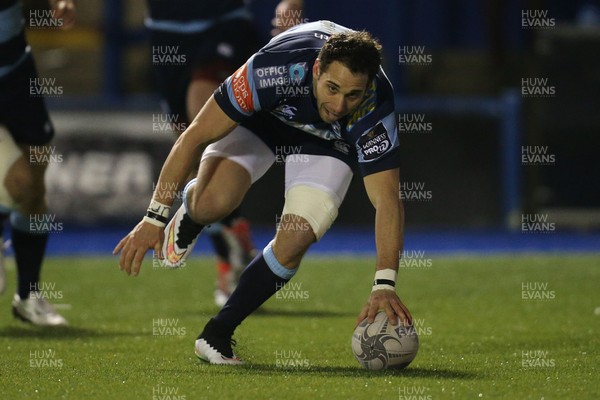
[49, 0, 76, 30]
[357, 167, 413, 327]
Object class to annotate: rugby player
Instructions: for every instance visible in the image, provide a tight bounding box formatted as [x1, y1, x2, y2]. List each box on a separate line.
[115, 20, 412, 363]
[0, 0, 74, 326]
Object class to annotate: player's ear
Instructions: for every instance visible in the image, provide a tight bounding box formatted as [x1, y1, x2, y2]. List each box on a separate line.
[312, 59, 320, 78]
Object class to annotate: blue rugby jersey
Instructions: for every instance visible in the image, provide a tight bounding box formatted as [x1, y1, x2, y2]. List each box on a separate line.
[0, 0, 29, 79]
[214, 21, 400, 176]
[145, 0, 250, 33]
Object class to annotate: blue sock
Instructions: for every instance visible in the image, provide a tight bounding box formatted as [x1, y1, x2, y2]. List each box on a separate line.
[212, 240, 297, 332]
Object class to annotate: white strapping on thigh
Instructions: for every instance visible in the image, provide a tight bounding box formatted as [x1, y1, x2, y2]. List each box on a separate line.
[281, 185, 339, 241]
[282, 155, 353, 240]
[201, 126, 274, 184]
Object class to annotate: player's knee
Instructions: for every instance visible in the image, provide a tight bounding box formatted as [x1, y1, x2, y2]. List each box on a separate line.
[5, 162, 41, 204]
[0, 131, 25, 208]
[273, 217, 314, 267]
[281, 184, 340, 241]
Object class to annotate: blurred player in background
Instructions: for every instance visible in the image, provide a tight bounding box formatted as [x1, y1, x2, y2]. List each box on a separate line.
[0, 0, 75, 326]
[145, 0, 303, 306]
[115, 20, 412, 364]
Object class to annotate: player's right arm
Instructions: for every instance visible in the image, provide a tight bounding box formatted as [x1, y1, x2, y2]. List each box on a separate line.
[155, 96, 238, 206]
[113, 96, 238, 276]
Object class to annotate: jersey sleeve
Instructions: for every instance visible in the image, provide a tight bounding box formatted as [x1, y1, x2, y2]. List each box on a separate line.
[351, 76, 400, 177]
[355, 112, 400, 176]
[213, 55, 272, 122]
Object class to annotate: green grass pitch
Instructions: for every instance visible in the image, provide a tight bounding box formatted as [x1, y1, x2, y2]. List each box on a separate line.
[0, 253, 598, 399]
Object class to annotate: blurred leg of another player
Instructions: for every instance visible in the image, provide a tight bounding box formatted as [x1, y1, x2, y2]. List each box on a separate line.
[149, 19, 260, 306]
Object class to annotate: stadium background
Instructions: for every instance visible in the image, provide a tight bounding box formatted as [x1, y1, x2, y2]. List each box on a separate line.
[1, 2, 599, 399]
[17, 0, 600, 251]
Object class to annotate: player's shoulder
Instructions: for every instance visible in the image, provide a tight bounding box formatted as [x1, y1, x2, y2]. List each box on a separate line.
[261, 20, 353, 53]
[374, 68, 395, 107]
[346, 68, 395, 132]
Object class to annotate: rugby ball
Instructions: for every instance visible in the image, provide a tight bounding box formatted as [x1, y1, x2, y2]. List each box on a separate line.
[352, 311, 419, 370]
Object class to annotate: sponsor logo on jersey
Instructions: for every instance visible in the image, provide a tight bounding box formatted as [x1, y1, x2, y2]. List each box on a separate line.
[333, 140, 351, 155]
[254, 63, 308, 89]
[232, 63, 253, 113]
[288, 63, 307, 84]
[254, 65, 288, 89]
[346, 81, 377, 131]
[357, 122, 391, 160]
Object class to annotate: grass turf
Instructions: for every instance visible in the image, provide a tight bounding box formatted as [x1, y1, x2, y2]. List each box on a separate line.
[0, 254, 598, 399]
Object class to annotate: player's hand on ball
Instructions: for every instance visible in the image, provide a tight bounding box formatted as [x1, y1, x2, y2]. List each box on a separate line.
[113, 221, 164, 276]
[356, 290, 412, 328]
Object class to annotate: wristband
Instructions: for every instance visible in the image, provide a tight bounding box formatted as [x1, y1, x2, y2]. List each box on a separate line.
[372, 268, 397, 292]
[143, 215, 166, 228]
[144, 199, 171, 227]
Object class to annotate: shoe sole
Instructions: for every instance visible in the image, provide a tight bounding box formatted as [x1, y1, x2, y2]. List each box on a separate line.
[194, 339, 243, 365]
[161, 206, 198, 268]
[12, 305, 68, 327]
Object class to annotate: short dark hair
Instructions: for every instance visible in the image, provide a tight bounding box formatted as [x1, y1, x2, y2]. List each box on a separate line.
[318, 31, 382, 82]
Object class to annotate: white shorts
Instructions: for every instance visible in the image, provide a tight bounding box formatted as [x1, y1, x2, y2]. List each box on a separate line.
[201, 125, 353, 205]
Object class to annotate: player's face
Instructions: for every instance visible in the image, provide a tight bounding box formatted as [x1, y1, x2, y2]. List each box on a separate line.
[312, 60, 369, 124]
